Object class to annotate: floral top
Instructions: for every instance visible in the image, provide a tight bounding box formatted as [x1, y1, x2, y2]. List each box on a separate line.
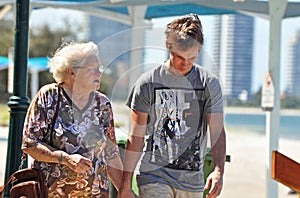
[22, 83, 119, 198]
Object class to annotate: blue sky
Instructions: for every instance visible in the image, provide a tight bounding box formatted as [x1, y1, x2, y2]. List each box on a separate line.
[30, 8, 300, 94]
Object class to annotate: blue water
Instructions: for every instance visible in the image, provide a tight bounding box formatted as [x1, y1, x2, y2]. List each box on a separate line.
[225, 113, 300, 140]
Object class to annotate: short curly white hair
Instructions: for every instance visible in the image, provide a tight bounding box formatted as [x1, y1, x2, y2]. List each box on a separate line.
[48, 41, 99, 83]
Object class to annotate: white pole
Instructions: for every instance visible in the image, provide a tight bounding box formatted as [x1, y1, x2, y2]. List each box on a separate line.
[266, 1, 287, 198]
[128, 5, 147, 89]
[30, 68, 39, 100]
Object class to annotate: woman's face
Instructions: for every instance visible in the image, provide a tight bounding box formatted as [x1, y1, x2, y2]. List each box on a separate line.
[73, 53, 103, 91]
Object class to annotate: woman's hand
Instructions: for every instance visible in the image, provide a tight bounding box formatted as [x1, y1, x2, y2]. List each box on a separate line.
[64, 154, 93, 173]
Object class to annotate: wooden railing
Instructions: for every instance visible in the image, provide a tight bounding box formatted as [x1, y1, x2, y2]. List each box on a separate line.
[272, 150, 300, 197]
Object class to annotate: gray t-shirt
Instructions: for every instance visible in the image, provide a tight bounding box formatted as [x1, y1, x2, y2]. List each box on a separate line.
[126, 63, 224, 192]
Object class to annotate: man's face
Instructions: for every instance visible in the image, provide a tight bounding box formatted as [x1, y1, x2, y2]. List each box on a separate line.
[167, 41, 200, 76]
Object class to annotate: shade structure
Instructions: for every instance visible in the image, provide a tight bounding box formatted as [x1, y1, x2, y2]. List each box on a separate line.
[25, 0, 300, 20]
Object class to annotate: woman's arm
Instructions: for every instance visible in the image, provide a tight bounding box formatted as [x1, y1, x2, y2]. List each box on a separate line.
[22, 144, 92, 173]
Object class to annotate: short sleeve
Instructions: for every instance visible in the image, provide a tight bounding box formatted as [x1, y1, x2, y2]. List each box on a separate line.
[205, 76, 224, 114]
[22, 84, 58, 149]
[126, 75, 151, 113]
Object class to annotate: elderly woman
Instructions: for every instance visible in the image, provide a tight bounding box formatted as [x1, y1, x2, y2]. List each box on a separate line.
[22, 41, 123, 198]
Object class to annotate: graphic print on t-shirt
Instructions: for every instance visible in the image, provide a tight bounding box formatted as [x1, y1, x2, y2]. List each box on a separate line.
[147, 87, 205, 171]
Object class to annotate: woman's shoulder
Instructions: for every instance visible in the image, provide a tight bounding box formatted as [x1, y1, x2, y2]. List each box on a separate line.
[94, 91, 110, 103]
[39, 83, 59, 93]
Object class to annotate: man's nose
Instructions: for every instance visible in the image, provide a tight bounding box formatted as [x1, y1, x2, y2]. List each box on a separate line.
[182, 58, 189, 65]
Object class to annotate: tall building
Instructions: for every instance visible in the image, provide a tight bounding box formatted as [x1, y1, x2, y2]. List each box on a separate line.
[214, 14, 254, 100]
[286, 30, 300, 98]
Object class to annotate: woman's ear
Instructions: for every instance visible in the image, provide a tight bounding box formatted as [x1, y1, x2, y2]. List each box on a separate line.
[67, 67, 76, 78]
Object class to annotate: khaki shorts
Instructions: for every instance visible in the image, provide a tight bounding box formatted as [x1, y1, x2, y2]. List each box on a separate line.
[139, 183, 203, 198]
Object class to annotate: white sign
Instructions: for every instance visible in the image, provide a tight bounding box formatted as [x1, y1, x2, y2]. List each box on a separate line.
[261, 73, 275, 111]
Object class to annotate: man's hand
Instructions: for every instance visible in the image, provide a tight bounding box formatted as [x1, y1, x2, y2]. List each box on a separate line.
[204, 169, 223, 198]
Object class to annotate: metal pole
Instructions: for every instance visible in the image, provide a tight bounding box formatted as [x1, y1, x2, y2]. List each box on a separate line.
[4, 0, 30, 196]
[266, 0, 287, 198]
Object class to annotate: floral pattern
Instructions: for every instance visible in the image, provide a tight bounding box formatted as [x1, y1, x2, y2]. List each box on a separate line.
[22, 83, 119, 198]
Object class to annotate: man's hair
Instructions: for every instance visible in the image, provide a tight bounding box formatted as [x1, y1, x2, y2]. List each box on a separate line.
[165, 14, 203, 50]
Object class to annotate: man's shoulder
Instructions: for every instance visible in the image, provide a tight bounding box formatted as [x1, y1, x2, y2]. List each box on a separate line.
[193, 64, 218, 80]
[144, 64, 164, 74]
[194, 64, 213, 74]
[137, 64, 164, 81]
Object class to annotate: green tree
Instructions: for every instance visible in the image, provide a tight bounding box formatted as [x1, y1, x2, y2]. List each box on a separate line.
[29, 19, 83, 57]
[0, 15, 85, 102]
[0, 18, 14, 56]
[281, 95, 300, 109]
[252, 87, 262, 106]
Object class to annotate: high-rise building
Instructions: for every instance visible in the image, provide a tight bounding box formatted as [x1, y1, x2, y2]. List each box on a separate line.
[286, 30, 300, 98]
[214, 14, 254, 100]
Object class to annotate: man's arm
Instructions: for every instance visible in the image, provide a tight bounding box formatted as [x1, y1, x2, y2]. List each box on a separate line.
[204, 113, 226, 198]
[107, 155, 123, 191]
[117, 109, 148, 198]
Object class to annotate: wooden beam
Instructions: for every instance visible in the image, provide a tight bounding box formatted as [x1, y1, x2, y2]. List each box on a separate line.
[272, 150, 300, 193]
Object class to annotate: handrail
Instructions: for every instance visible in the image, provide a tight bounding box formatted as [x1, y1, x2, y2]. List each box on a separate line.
[272, 150, 300, 197]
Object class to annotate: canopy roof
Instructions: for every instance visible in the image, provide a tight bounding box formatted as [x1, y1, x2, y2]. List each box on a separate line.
[30, 0, 300, 19]
[28, 0, 300, 19]
[2, 0, 300, 25]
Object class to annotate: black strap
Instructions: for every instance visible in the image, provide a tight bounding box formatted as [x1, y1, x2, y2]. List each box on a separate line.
[50, 83, 61, 146]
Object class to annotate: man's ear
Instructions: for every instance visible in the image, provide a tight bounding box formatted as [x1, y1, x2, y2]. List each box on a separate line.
[166, 41, 172, 50]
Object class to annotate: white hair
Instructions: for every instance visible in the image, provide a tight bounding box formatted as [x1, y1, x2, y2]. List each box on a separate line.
[48, 41, 99, 83]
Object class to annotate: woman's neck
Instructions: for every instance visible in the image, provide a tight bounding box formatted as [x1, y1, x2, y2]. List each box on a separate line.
[62, 83, 92, 109]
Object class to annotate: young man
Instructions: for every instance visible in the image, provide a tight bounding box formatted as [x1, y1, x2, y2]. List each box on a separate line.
[118, 14, 226, 198]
